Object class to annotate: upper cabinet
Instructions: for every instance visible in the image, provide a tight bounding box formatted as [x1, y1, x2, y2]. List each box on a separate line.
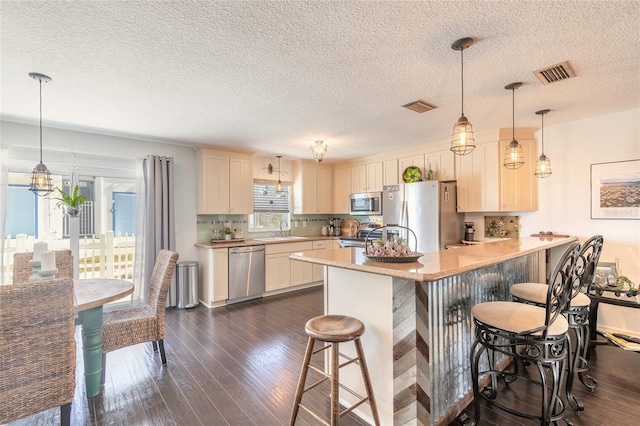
[398, 154, 425, 181]
[352, 162, 383, 193]
[426, 149, 456, 182]
[383, 160, 398, 186]
[333, 167, 351, 214]
[455, 128, 538, 212]
[293, 160, 333, 214]
[196, 148, 254, 215]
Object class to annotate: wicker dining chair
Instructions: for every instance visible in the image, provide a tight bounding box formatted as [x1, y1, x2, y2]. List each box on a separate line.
[101, 249, 179, 384]
[12, 249, 73, 284]
[0, 278, 76, 425]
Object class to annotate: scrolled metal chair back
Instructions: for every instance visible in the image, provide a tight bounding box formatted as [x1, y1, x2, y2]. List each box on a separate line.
[544, 242, 580, 336]
[574, 235, 604, 295]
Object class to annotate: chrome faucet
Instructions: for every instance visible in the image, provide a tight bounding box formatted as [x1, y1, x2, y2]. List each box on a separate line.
[279, 219, 289, 237]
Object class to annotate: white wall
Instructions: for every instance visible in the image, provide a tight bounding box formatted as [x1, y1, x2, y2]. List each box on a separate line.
[1, 121, 198, 262]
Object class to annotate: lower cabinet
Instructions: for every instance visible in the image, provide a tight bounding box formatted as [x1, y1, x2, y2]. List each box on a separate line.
[265, 241, 314, 292]
[198, 247, 229, 307]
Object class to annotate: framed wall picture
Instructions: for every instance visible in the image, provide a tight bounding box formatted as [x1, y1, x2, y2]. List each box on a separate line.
[594, 261, 618, 286]
[590, 159, 640, 219]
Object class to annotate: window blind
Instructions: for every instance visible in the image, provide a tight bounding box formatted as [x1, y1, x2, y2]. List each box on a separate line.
[253, 182, 290, 212]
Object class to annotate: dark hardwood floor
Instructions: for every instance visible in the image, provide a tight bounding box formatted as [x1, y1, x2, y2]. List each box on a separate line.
[4, 286, 639, 425]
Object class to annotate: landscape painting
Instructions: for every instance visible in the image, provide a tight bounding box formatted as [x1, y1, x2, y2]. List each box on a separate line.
[591, 159, 640, 219]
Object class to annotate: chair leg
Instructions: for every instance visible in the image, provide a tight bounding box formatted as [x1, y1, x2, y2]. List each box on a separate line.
[290, 337, 315, 426]
[577, 322, 597, 391]
[470, 339, 485, 426]
[565, 327, 584, 412]
[353, 337, 380, 426]
[158, 340, 167, 365]
[100, 353, 107, 385]
[330, 342, 340, 426]
[60, 402, 71, 426]
[152, 340, 158, 351]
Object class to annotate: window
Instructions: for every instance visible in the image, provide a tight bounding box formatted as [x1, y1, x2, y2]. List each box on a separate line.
[6, 184, 37, 237]
[249, 182, 291, 232]
[112, 192, 137, 235]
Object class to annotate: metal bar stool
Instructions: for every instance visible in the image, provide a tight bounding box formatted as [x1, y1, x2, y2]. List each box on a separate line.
[290, 314, 380, 426]
[510, 235, 603, 412]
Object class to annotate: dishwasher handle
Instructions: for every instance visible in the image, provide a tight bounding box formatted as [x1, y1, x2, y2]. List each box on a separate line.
[229, 245, 265, 254]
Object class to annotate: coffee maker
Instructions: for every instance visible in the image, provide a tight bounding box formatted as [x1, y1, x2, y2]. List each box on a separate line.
[464, 222, 475, 242]
[328, 218, 342, 236]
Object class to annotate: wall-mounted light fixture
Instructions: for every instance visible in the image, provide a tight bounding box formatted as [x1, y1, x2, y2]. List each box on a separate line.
[534, 109, 552, 178]
[450, 37, 476, 156]
[28, 72, 54, 196]
[310, 140, 327, 163]
[503, 82, 524, 170]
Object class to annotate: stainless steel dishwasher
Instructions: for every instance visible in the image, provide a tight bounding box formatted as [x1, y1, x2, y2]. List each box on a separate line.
[227, 245, 265, 304]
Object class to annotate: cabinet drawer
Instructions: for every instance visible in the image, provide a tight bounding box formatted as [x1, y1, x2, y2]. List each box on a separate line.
[265, 241, 314, 255]
[312, 240, 328, 250]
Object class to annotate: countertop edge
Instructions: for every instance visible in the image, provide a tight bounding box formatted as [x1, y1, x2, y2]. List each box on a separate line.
[195, 236, 339, 249]
[289, 236, 579, 281]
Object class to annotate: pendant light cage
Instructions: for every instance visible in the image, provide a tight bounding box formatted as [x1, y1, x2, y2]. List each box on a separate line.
[450, 37, 476, 156]
[310, 140, 327, 163]
[276, 155, 284, 193]
[503, 82, 525, 170]
[28, 72, 54, 196]
[534, 109, 552, 178]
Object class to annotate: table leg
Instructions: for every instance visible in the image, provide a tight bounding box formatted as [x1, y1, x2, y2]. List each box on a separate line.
[78, 306, 104, 398]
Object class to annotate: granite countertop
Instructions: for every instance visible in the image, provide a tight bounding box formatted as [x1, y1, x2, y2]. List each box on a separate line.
[289, 236, 578, 281]
[195, 235, 339, 249]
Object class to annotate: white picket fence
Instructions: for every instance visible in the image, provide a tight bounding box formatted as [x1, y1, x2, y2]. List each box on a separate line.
[2, 231, 135, 283]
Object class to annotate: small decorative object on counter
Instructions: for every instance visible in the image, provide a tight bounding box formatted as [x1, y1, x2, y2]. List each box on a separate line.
[223, 227, 234, 240]
[363, 225, 422, 263]
[425, 164, 434, 181]
[212, 229, 222, 240]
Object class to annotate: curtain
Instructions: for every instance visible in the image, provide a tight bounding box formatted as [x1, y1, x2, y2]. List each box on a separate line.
[0, 144, 8, 284]
[132, 155, 175, 305]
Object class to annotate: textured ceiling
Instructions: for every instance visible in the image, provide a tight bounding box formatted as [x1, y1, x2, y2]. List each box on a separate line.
[1, 0, 639, 163]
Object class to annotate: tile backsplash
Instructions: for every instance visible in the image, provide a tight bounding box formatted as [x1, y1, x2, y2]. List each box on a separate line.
[484, 215, 520, 238]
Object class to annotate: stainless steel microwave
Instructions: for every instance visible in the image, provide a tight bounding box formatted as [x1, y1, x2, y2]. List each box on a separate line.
[349, 192, 383, 215]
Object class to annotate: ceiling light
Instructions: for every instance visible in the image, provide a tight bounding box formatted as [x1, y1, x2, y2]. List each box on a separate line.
[276, 155, 283, 193]
[28, 72, 54, 196]
[450, 37, 476, 156]
[503, 82, 524, 170]
[534, 109, 552, 178]
[310, 140, 327, 163]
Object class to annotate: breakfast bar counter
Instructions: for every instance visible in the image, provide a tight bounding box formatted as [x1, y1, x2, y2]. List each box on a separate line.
[290, 236, 577, 426]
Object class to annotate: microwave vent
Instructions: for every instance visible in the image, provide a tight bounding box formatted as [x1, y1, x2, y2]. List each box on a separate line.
[402, 100, 437, 113]
[533, 61, 576, 85]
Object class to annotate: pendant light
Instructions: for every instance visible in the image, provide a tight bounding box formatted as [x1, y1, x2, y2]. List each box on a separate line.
[503, 82, 524, 170]
[534, 109, 552, 178]
[450, 37, 476, 156]
[28, 72, 54, 196]
[310, 140, 327, 163]
[275, 155, 284, 193]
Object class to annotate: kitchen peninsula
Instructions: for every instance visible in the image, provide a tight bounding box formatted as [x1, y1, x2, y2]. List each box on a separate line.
[290, 236, 577, 426]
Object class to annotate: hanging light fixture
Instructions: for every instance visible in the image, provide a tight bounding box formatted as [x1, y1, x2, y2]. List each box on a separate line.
[450, 37, 476, 156]
[28, 72, 54, 196]
[310, 140, 327, 163]
[534, 109, 552, 178]
[503, 82, 524, 170]
[275, 155, 284, 193]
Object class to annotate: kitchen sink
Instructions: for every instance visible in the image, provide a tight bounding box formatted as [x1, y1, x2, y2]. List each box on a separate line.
[253, 236, 309, 242]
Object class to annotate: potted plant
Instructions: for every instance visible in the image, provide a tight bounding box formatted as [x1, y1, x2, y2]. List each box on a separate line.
[52, 185, 86, 217]
[223, 227, 234, 240]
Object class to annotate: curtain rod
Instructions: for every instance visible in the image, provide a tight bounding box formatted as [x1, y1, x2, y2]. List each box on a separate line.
[3, 142, 144, 160]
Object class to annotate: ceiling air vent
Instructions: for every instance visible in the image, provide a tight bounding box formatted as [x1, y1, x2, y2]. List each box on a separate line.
[534, 61, 576, 85]
[402, 100, 437, 113]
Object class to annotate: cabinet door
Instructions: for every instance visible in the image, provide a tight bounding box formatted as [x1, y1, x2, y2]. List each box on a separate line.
[398, 155, 425, 181]
[383, 159, 398, 186]
[351, 165, 366, 193]
[302, 167, 319, 214]
[499, 138, 538, 211]
[312, 241, 328, 282]
[366, 162, 383, 192]
[333, 168, 351, 214]
[426, 150, 455, 181]
[229, 156, 253, 214]
[455, 142, 499, 212]
[265, 253, 290, 291]
[199, 153, 230, 214]
[317, 168, 333, 213]
[213, 249, 229, 302]
[291, 259, 313, 286]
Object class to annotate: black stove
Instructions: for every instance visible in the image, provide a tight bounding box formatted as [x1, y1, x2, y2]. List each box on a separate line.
[339, 228, 383, 248]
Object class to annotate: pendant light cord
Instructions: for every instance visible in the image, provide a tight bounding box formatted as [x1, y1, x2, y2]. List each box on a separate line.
[541, 113, 545, 153]
[39, 78, 43, 164]
[460, 48, 465, 115]
[511, 87, 515, 141]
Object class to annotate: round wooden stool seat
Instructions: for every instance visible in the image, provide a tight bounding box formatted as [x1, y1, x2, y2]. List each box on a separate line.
[305, 315, 365, 342]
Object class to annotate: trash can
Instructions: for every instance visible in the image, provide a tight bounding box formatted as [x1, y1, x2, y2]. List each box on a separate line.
[176, 261, 199, 309]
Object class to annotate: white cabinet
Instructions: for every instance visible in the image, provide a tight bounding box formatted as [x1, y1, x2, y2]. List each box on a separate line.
[293, 161, 333, 214]
[196, 148, 253, 214]
[352, 162, 383, 193]
[351, 165, 367, 193]
[398, 155, 425, 181]
[198, 247, 229, 307]
[426, 149, 456, 182]
[333, 167, 351, 214]
[383, 160, 398, 186]
[265, 241, 313, 292]
[312, 240, 328, 282]
[366, 162, 383, 192]
[455, 128, 538, 212]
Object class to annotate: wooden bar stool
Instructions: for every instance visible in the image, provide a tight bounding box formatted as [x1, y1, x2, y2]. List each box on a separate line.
[290, 314, 380, 426]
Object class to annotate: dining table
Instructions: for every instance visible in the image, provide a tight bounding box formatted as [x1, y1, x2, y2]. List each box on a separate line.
[74, 278, 134, 398]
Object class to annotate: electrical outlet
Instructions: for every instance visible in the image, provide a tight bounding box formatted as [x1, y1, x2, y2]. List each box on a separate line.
[303, 220, 307, 227]
[294, 220, 299, 227]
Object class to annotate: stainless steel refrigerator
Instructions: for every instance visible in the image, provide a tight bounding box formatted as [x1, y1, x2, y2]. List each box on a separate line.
[382, 181, 463, 253]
